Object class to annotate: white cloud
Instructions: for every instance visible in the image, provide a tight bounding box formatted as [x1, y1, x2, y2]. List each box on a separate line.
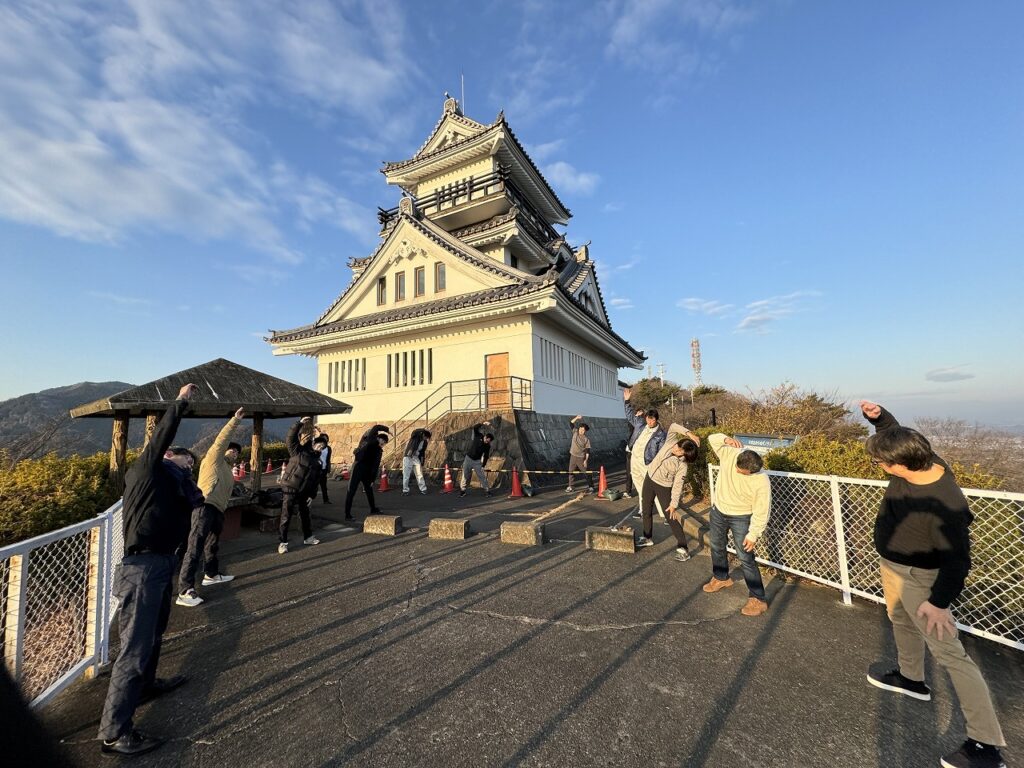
[0, 1, 408, 261]
[610, 297, 634, 309]
[926, 366, 975, 383]
[677, 297, 734, 315]
[88, 291, 153, 306]
[528, 139, 566, 162]
[603, 202, 624, 213]
[735, 290, 820, 334]
[612, 257, 642, 272]
[542, 161, 600, 195]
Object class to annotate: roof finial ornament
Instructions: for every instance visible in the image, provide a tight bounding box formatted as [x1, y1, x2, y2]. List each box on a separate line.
[443, 93, 461, 116]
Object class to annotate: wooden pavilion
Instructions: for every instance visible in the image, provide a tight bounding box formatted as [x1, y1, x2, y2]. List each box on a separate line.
[69, 358, 352, 495]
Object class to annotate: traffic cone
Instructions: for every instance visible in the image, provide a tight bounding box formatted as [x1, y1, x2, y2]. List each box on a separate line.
[265, 458, 273, 473]
[378, 465, 390, 492]
[441, 464, 454, 494]
[508, 466, 524, 498]
[240, 462, 247, 479]
[596, 466, 609, 499]
[341, 463, 350, 480]
[232, 464, 240, 480]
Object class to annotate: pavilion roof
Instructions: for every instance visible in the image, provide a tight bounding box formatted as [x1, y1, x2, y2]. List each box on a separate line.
[69, 358, 351, 419]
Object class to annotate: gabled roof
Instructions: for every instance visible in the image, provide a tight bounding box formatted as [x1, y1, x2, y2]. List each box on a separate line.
[412, 97, 489, 158]
[557, 249, 613, 329]
[70, 358, 351, 418]
[312, 212, 534, 328]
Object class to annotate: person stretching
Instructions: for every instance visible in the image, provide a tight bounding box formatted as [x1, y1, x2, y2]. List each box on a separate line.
[636, 423, 700, 557]
[344, 424, 390, 519]
[459, 421, 493, 497]
[566, 415, 594, 493]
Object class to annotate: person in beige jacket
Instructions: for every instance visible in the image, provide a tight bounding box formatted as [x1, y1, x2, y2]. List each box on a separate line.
[636, 422, 700, 557]
[176, 407, 244, 607]
[703, 433, 772, 617]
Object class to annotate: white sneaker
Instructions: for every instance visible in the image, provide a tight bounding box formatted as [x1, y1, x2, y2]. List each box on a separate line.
[303, 536, 321, 546]
[636, 536, 654, 548]
[202, 574, 235, 586]
[622, 492, 632, 499]
[176, 590, 204, 607]
[674, 549, 691, 562]
[278, 542, 289, 554]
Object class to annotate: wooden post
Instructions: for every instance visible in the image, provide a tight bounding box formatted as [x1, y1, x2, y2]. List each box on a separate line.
[84, 526, 103, 678]
[143, 412, 159, 448]
[3, 554, 28, 680]
[109, 411, 129, 495]
[249, 414, 264, 495]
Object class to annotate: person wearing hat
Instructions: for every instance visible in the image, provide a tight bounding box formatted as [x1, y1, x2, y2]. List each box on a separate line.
[278, 416, 326, 553]
[344, 424, 390, 520]
[176, 407, 245, 607]
[566, 415, 594, 494]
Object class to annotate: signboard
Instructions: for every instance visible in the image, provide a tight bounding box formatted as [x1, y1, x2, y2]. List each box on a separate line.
[733, 434, 798, 455]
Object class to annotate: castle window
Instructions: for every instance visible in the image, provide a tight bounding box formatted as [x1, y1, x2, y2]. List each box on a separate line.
[434, 263, 446, 292]
[414, 266, 425, 297]
[377, 277, 386, 305]
[395, 271, 406, 302]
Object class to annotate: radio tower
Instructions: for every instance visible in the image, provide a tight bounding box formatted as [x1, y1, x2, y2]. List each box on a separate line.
[690, 338, 703, 388]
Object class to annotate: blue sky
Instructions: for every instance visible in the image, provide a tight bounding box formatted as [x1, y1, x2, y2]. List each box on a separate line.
[1, 1, 1022, 426]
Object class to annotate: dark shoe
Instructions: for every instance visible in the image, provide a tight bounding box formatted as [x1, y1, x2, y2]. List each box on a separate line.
[344, 514, 353, 521]
[459, 490, 467, 498]
[484, 490, 492, 497]
[866, 666, 931, 701]
[941, 740, 1007, 768]
[138, 674, 187, 705]
[101, 729, 165, 757]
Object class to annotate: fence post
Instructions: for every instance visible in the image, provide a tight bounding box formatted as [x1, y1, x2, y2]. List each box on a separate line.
[84, 525, 103, 678]
[830, 476, 853, 605]
[3, 554, 29, 680]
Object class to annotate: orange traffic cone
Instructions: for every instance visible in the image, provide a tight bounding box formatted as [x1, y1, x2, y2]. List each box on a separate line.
[508, 466, 524, 498]
[441, 464, 454, 494]
[240, 462, 247, 479]
[341, 463, 350, 480]
[378, 465, 390, 492]
[596, 466, 609, 499]
[232, 464, 240, 480]
[265, 458, 273, 473]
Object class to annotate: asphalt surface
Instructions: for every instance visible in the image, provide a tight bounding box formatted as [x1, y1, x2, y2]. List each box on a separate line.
[42, 468, 1023, 767]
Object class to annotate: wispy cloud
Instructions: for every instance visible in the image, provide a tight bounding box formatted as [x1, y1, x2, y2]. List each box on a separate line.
[612, 257, 642, 272]
[735, 290, 820, 334]
[0, 1, 409, 261]
[527, 139, 566, 162]
[610, 297, 634, 309]
[926, 365, 975, 383]
[603, 202, 624, 213]
[677, 297, 734, 316]
[604, 0, 758, 78]
[542, 161, 600, 195]
[88, 291, 153, 306]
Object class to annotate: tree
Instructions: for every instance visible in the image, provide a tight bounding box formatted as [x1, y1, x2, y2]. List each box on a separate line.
[624, 377, 682, 413]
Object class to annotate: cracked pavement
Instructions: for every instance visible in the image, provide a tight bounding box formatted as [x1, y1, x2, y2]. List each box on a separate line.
[41, 471, 1024, 767]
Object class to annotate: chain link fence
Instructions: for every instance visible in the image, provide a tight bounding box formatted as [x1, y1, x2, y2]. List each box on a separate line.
[1, 501, 120, 707]
[710, 465, 1024, 651]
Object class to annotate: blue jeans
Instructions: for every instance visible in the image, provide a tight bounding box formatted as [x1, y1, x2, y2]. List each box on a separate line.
[709, 506, 765, 600]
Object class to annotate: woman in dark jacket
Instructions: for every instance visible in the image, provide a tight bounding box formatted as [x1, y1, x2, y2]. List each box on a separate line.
[278, 417, 325, 553]
[344, 424, 390, 521]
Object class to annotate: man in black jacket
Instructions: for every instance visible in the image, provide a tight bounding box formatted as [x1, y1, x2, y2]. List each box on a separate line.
[98, 383, 198, 757]
[278, 416, 325, 553]
[311, 433, 332, 503]
[344, 424, 390, 520]
[459, 421, 493, 498]
[402, 428, 431, 496]
[861, 401, 1006, 768]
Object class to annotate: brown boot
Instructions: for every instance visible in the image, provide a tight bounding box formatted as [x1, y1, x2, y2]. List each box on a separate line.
[741, 597, 768, 616]
[703, 577, 734, 593]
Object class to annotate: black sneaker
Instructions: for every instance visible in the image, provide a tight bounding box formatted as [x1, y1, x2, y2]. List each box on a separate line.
[459, 490, 467, 498]
[941, 740, 1007, 768]
[101, 728, 165, 756]
[866, 666, 931, 701]
[484, 490, 492, 497]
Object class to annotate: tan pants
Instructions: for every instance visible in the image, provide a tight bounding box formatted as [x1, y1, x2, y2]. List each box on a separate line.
[880, 559, 1005, 746]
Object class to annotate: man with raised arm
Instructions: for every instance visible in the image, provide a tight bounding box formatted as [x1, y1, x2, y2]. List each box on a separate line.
[702, 432, 771, 617]
[623, 387, 667, 518]
[459, 421, 493, 497]
[861, 401, 1006, 768]
[402, 427, 432, 496]
[278, 416, 326, 553]
[565, 415, 594, 494]
[98, 383, 198, 757]
[344, 424, 390, 520]
[176, 407, 245, 607]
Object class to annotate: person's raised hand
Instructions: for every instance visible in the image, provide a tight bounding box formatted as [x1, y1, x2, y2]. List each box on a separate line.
[860, 400, 881, 420]
[177, 384, 199, 400]
[235, 407, 245, 419]
[724, 437, 743, 449]
[300, 416, 313, 424]
[623, 387, 632, 399]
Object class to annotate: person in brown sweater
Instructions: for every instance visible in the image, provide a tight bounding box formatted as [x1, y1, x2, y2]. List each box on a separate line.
[636, 422, 700, 555]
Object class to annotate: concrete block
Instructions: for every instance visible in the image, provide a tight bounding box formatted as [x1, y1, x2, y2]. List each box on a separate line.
[500, 521, 545, 546]
[585, 526, 636, 554]
[364, 514, 403, 536]
[429, 518, 470, 540]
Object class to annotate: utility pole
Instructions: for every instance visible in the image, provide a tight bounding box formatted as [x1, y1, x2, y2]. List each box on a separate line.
[657, 362, 666, 387]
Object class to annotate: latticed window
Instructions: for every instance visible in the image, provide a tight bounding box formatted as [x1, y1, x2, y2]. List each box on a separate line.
[376, 277, 386, 305]
[414, 266, 425, 297]
[435, 262, 446, 292]
[395, 272, 406, 301]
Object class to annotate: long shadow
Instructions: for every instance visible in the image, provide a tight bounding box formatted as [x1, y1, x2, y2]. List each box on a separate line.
[197, 535, 580, 731]
[311, 543, 674, 766]
[682, 581, 798, 767]
[499, 582, 708, 767]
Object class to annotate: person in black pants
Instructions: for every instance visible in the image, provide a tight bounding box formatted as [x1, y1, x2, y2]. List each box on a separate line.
[344, 424, 390, 520]
[311, 433, 332, 503]
[98, 383, 199, 758]
[278, 417, 326, 553]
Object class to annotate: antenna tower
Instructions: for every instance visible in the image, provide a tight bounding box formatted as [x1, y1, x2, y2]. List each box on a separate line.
[690, 338, 703, 388]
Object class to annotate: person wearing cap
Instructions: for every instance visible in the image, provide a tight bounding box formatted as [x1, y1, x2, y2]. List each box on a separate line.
[176, 407, 245, 608]
[344, 424, 390, 519]
[566, 415, 594, 494]
[98, 384, 198, 757]
[278, 416, 326, 553]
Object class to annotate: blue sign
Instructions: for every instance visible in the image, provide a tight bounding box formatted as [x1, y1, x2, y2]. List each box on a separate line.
[733, 434, 797, 455]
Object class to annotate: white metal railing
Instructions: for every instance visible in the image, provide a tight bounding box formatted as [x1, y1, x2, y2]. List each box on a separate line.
[1, 499, 122, 707]
[709, 465, 1024, 651]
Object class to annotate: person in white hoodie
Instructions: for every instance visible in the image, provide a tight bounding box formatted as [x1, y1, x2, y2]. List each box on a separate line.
[636, 422, 700, 557]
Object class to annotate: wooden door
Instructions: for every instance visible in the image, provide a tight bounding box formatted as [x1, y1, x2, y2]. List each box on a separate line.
[485, 353, 510, 409]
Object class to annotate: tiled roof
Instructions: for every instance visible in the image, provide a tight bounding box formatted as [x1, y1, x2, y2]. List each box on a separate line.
[410, 105, 488, 159]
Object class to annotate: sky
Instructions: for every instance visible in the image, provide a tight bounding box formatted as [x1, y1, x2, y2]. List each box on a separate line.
[1, 1, 1022, 426]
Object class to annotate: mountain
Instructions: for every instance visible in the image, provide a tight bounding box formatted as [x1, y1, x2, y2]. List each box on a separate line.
[0, 382, 289, 460]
